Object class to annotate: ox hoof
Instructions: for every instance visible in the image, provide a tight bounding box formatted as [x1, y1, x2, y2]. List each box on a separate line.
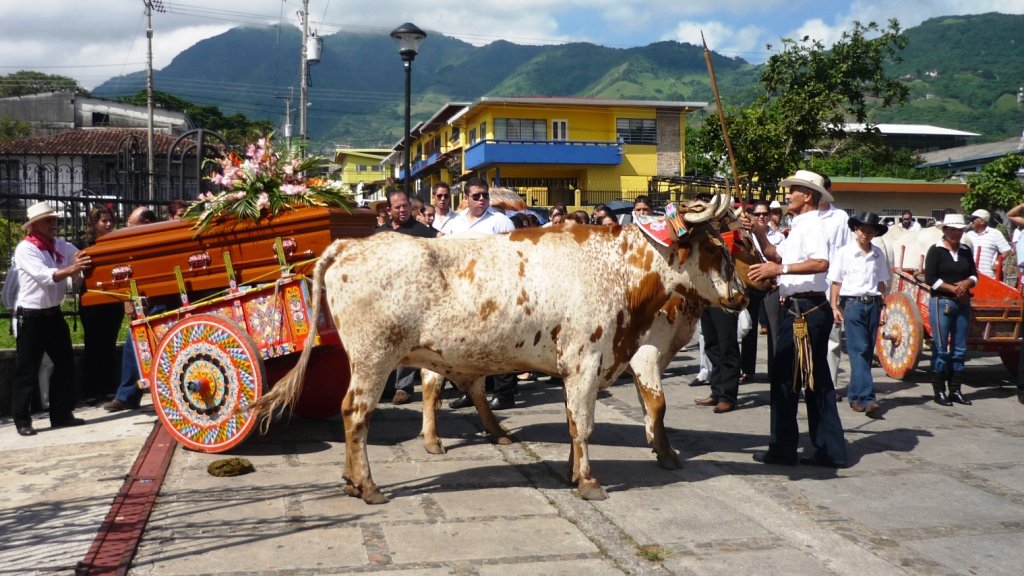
[495, 435, 513, 446]
[577, 479, 608, 501]
[343, 484, 361, 499]
[363, 491, 390, 505]
[656, 452, 681, 470]
[424, 440, 446, 455]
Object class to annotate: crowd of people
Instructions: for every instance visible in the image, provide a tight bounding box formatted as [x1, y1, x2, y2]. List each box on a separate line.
[8, 176, 1024, 443]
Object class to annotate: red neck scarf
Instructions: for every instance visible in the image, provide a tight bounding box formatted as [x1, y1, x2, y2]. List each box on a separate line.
[25, 232, 62, 265]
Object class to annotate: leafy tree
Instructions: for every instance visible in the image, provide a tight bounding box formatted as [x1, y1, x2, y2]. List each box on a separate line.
[0, 71, 87, 97]
[694, 20, 909, 183]
[961, 154, 1024, 214]
[118, 91, 274, 147]
[0, 116, 31, 142]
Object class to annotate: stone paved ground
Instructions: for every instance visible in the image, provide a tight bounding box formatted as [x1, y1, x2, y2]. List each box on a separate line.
[3, 333, 1024, 575]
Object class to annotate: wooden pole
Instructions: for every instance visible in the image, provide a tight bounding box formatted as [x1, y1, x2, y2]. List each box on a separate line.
[701, 32, 745, 205]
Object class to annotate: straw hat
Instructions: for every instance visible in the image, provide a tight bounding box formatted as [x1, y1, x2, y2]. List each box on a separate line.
[22, 201, 58, 230]
[940, 214, 968, 230]
[779, 170, 833, 204]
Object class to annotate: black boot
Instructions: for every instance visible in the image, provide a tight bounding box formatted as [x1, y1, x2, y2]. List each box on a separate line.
[931, 372, 952, 406]
[948, 372, 972, 405]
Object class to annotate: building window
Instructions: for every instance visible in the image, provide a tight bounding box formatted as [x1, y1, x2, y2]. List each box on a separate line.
[552, 120, 568, 141]
[355, 164, 370, 172]
[479, 122, 487, 140]
[494, 118, 547, 141]
[92, 112, 110, 126]
[616, 118, 657, 144]
[469, 128, 477, 144]
[451, 126, 460, 142]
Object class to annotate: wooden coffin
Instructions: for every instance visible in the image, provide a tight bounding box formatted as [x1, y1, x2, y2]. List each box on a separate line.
[81, 207, 376, 307]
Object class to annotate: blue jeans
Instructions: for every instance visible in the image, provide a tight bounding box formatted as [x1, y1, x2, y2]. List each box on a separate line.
[842, 299, 881, 404]
[929, 296, 970, 375]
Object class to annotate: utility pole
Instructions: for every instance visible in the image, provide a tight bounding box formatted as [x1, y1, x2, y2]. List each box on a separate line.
[298, 0, 309, 157]
[275, 88, 295, 151]
[143, 0, 165, 201]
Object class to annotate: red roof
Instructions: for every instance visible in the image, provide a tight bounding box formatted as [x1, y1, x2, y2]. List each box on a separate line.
[0, 129, 191, 156]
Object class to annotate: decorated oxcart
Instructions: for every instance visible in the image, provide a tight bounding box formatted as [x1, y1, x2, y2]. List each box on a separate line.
[875, 241, 1023, 379]
[82, 207, 376, 452]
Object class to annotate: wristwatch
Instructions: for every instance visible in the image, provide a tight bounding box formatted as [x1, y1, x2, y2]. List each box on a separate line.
[781, 264, 789, 275]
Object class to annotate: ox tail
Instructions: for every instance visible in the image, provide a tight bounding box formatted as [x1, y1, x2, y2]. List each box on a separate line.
[251, 242, 340, 432]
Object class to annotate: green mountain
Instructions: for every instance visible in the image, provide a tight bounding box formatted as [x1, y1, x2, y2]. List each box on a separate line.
[91, 13, 1023, 151]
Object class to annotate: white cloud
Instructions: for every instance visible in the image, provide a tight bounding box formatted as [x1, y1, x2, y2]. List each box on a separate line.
[1, 1, 1021, 90]
[663, 21, 769, 59]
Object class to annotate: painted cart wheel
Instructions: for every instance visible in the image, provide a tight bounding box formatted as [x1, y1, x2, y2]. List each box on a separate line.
[151, 314, 266, 453]
[875, 292, 924, 380]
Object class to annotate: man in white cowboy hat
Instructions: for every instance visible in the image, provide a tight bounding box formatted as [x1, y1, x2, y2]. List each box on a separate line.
[10, 201, 92, 436]
[745, 169, 848, 468]
[964, 208, 1009, 279]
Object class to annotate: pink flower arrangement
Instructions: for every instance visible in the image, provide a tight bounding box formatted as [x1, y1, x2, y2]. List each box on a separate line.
[184, 135, 352, 233]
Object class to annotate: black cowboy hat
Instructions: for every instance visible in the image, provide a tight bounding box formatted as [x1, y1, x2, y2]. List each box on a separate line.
[847, 212, 888, 236]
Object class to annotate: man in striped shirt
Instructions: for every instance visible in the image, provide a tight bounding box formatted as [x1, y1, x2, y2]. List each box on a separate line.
[964, 209, 1010, 279]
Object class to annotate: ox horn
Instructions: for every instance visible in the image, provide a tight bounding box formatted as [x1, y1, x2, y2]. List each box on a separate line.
[712, 194, 730, 220]
[683, 197, 717, 225]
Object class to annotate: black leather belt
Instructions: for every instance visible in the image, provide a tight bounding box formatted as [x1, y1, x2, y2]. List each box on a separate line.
[840, 295, 883, 305]
[16, 306, 62, 318]
[786, 291, 826, 300]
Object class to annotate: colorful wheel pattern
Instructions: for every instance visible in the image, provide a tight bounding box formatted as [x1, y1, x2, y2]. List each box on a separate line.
[875, 292, 924, 380]
[151, 314, 265, 452]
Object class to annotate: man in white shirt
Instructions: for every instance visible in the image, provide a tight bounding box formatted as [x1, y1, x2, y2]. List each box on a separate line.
[828, 212, 891, 416]
[11, 202, 91, 436]
[899, 210, 922, 232]
[446, 178, 515, 235]
[430, 182, 460, 235]
[817, 176, 851, 392]
[964, 208, 1010, 278]
[746, 169, 848, 468]
[446, 177, 516, 410]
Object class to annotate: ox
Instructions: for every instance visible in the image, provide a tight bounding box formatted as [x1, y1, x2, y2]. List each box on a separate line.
[254, 196, 746, 504]
[417, 203, 763, 473]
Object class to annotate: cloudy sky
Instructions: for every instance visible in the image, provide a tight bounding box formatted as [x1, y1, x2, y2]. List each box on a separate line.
[1, 0, 1020, 90]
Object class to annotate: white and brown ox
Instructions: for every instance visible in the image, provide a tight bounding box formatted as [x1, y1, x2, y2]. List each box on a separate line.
[254, 196, 746, 504]
[416, 202, 768, 476]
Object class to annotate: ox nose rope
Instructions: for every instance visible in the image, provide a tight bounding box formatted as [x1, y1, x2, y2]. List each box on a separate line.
[788, 300, 827, 392]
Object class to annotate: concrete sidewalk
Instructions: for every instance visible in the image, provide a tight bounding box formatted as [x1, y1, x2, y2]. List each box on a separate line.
[3, 335, 1024, 575]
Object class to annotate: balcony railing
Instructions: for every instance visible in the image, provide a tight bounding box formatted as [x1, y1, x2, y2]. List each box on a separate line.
[465, 139, 622, 170]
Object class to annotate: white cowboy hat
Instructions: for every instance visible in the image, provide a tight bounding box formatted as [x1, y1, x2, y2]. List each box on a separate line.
[22, 201, 58, 230]
[779, 170, 834, 204]
[940, 213, 968, 230]
[769, 200, 783, 210]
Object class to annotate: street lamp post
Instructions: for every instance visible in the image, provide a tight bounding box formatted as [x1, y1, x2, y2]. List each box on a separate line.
[390, 23, 426, 199]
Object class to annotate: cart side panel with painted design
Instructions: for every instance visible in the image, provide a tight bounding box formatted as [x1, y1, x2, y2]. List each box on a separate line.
[82, 207, 376, 452]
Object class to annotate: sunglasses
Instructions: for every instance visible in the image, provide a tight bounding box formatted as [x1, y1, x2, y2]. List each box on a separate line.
[753, 212, 770, 217]
[469, 192, 490, 201]
[435, 193, 450, 199]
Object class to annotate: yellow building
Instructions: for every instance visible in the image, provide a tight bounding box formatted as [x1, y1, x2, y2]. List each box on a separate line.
[394, 97, 706, 207]
[333, 148, 391, 201]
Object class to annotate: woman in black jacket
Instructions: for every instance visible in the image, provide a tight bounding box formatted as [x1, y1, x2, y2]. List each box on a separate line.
[923, 214, 978, 406]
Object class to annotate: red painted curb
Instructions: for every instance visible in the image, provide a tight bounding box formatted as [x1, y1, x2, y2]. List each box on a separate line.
[76, 422, 177, 575]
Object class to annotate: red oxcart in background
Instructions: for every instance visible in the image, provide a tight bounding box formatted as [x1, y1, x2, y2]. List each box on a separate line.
[875, 233, 1022, 379]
